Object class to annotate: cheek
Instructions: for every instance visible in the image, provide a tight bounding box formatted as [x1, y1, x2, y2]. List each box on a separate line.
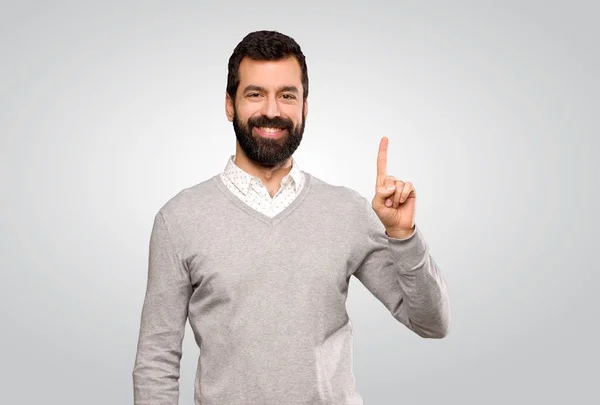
[235, 101, 260, 118]
[282, 106, 304, 123]
[235, 110, 256, 125]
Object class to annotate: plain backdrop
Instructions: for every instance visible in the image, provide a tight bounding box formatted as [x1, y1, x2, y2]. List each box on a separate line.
[1, 1, 598, 404]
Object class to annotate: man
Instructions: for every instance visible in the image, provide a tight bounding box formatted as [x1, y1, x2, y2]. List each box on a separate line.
[133, 30, 450, 405]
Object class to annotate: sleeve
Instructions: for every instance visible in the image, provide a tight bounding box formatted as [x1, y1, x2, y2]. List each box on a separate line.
[132, 211, 193, 405]
[351, 198, 451, 338]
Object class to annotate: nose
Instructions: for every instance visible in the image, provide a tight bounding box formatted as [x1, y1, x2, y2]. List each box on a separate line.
[261, 95, 280, 118]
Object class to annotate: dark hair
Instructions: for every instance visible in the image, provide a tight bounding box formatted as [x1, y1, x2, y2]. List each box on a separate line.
[227, 30, 309, 102]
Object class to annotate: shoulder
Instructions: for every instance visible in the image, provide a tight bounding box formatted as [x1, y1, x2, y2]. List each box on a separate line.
[304, 171, 371, 213]
[154, 174, 223, 226]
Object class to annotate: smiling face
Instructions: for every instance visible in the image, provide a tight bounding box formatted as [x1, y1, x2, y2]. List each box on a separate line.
[226, 56, 308, 168]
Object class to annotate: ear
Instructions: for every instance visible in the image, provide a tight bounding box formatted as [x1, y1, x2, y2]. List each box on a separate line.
[225, 92, 234, 122]
[303, 98, 308, 119]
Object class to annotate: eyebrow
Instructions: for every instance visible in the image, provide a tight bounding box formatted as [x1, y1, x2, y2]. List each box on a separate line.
[242, 85, 300, 95]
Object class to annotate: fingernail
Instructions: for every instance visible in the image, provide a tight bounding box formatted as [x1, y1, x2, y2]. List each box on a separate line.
[387, 185, 395, 191]
[385, 199, 392, 207]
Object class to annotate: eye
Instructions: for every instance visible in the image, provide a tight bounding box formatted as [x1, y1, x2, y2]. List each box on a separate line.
[247, 92, 261, 98]
[282, 94, 296, 100]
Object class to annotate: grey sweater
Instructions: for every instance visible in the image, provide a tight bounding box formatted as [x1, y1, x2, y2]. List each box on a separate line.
[132, 172, 451, 405]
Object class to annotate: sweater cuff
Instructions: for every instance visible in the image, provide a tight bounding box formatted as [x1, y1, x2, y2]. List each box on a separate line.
[385, 225, 428, 272]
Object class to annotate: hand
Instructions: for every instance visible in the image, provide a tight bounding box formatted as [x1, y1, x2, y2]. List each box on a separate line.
[371, 137, 416, 237]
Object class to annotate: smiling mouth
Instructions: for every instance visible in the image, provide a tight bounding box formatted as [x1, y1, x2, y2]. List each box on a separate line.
[254, 126, 287, 138]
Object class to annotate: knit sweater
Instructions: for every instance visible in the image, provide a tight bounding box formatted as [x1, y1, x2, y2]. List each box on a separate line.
[132, 171, 451, 405]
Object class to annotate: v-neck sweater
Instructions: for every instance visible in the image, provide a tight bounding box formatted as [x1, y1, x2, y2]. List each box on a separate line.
[132, 171, 451, 405]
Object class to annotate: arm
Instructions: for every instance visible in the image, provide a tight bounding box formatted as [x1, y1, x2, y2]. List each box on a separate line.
[352, 199, 451, 338]
[132, 211, 193, 404]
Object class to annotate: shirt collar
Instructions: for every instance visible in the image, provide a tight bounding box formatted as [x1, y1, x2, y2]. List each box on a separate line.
[223, 155, 303, 195]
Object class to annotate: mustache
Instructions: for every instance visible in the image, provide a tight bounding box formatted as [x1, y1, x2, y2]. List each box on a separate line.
[248, 115, 294, 130]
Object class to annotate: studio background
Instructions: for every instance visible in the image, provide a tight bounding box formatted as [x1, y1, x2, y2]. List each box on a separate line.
[1, 1, 598, 404]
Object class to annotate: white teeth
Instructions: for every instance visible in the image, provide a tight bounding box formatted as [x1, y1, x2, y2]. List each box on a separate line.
[260, 127, 282, 133]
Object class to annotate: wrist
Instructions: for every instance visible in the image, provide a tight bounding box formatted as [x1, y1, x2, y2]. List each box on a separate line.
[385, 226, 415, 239]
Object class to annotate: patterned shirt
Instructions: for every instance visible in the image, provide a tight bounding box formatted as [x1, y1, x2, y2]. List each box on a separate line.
[219, 154, 306, 218]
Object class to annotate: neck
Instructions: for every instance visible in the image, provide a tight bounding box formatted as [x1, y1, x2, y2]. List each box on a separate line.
[234, 143, 293, 187]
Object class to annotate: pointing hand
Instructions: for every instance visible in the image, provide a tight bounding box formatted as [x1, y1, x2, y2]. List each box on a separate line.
[371, 137, 416, 238]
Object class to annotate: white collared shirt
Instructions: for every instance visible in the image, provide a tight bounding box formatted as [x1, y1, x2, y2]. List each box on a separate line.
[219, 155, 306, 218]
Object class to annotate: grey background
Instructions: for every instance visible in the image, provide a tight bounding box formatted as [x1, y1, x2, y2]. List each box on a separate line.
[1, 1, 598, 404]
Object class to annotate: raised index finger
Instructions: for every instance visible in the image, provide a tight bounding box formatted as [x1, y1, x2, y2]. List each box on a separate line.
[377, 136, 388, 186]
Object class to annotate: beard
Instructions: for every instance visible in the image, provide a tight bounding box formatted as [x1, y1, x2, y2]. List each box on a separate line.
[232, 106, 305, 168]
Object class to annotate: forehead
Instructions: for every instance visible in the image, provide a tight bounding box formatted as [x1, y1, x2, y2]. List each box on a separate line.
[238, 57, 302, 90]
